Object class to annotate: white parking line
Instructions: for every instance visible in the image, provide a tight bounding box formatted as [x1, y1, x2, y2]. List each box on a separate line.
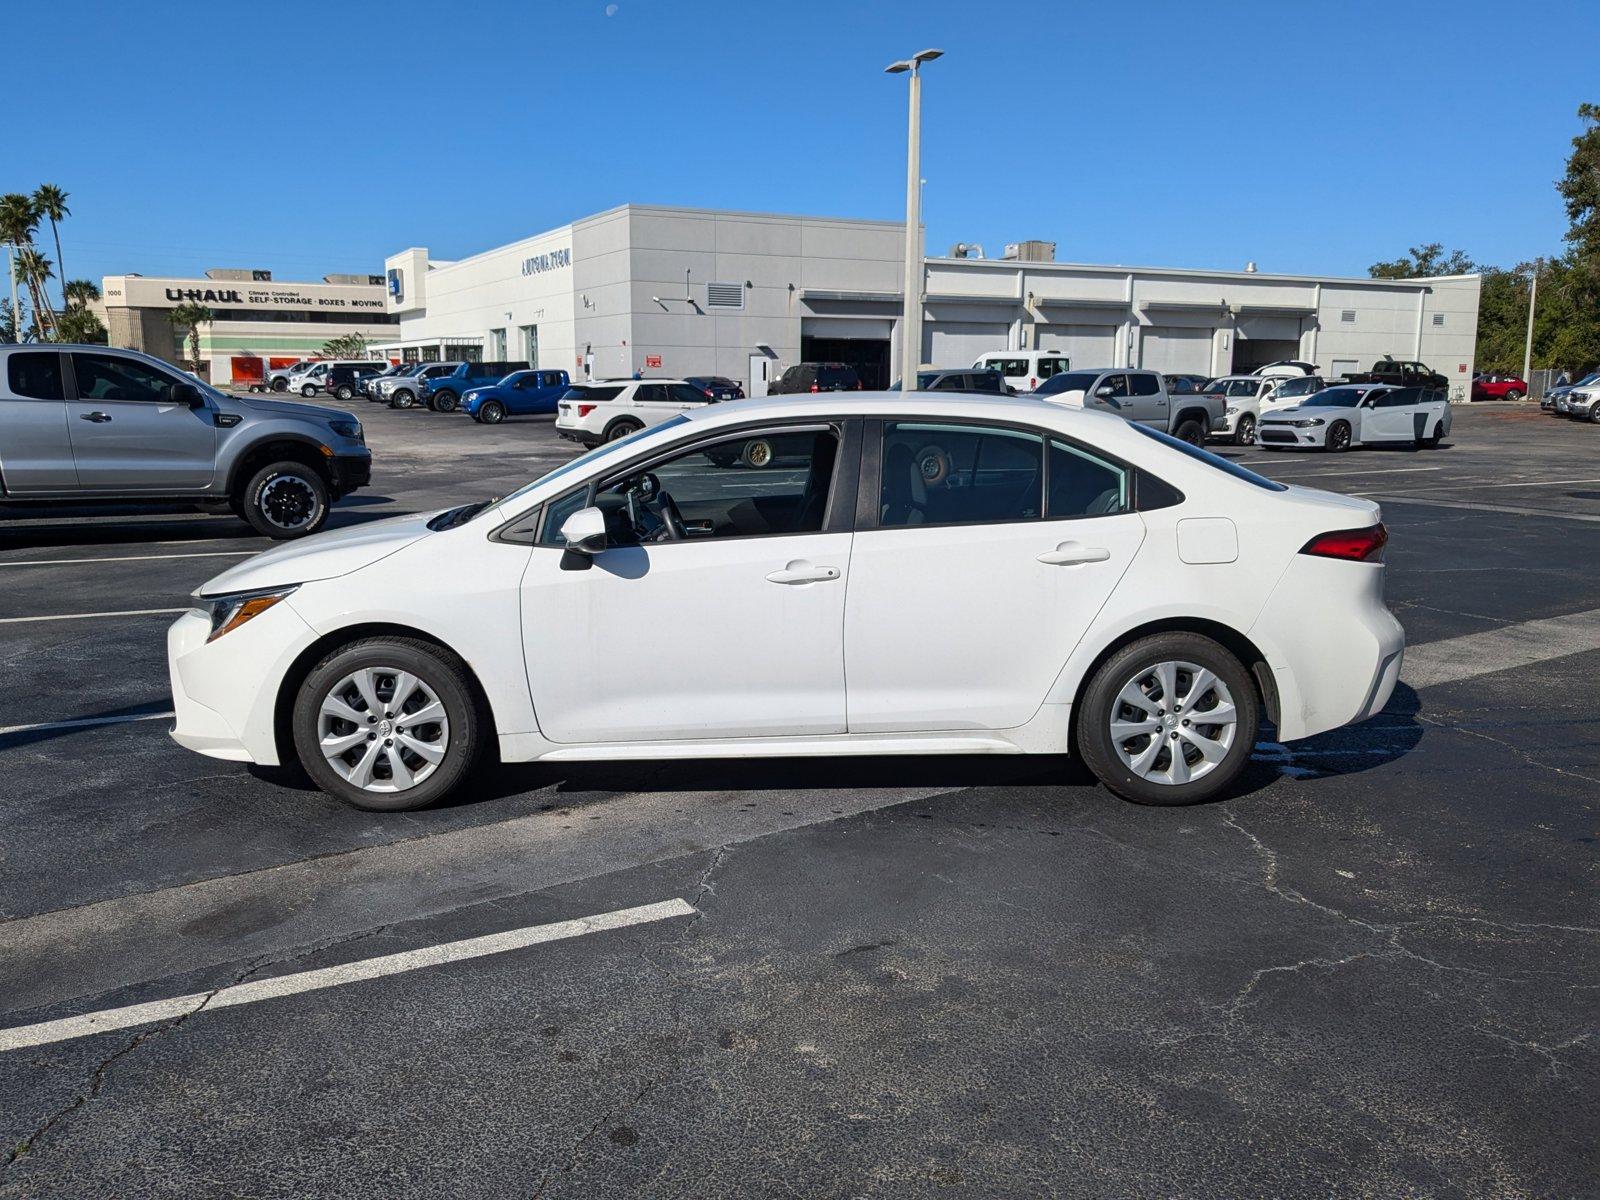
[0, 712, 174, 737]
[0, 551, 253, 567]
[1261, 466, 1444, 480]
[1378, 476, 1600, 493]
[1356, 495, 1600, 522]
[0, 608, 188, 625]
[0, 898, 695, 1054]
[1402, 606, 1600, 689]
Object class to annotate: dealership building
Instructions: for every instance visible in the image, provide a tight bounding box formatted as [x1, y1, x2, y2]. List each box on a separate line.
[100, 270, 399, 386]
[377, 204, 1482, 399]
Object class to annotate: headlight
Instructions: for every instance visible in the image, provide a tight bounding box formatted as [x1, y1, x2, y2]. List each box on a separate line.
[198, 586, 298, 642]
[328, 419, 362, 440]
[1225, 404, 1239, 414]
[1291, 418, 1326, 427]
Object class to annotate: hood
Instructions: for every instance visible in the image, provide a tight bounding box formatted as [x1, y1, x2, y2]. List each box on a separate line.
[196, 510, 443, 597]
[228, 393, 355, 424]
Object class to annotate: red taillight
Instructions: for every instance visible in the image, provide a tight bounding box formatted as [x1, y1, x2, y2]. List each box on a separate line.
[810, 383, 819, 393]
[1030, 377, 1037, 389]
[703, 388, 714, 397]
[1300, 524, 1388, 562]
[855, 381, 863, 389]
[577, 403, 596, 418]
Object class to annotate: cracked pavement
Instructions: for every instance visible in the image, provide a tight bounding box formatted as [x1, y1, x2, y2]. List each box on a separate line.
[0, 403, 1597, 1197]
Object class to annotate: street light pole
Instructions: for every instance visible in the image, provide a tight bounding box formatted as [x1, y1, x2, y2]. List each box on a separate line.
[1521, 258, 1541, 387]
[887, 49, 942, 392]
[3, 243, 18, 344]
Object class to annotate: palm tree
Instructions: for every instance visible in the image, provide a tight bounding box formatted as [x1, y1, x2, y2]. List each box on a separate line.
[63, 278, 99, 309]
[169, 301, 212, 371]
[14, 247, 57, 340]
[55, 305, 107, 344]
[32, 185, 68, 309]
[0, 194, 43, 340]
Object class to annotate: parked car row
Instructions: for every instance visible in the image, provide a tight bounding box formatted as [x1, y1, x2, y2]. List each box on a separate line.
[1549, 374, 1600, 421]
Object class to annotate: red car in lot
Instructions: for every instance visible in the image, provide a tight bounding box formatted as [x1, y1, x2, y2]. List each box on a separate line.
[1471, 373, 1527, 401]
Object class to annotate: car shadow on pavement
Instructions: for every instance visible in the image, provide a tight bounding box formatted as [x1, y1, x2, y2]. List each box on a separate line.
[1249, 683, 1424, 783]
[0, 503, 406, 550]
[0, 700, 175, 751]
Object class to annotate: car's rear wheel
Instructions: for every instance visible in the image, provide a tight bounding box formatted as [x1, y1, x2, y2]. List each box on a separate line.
[1076, 633, 1259, 806]
[335, 384, 354, 401]
[1506, 389, 1523, 402]
[1173, 417, 1206, 447]
[292, 638, 481, 811]
[606, 419, 642, 442]
[477, 400, 505, 424]
[1234, 414, 1256, 446]
[271, 378, 288, 392]
[239, 460, 329, 539]
[1327, 420, 1352, 452]
[431, 390, 458, 413]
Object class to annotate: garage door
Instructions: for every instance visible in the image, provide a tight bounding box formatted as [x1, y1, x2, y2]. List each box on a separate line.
[1141, 327, 1214, 374]
[1035, 323, 1117, 368]
[925, 321, 1011, 367]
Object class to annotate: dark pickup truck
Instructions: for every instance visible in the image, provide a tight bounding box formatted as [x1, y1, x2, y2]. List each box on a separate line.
[1341, 358, 1449, 389]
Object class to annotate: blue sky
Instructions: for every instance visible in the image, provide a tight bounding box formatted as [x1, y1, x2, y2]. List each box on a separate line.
[9, 0, 1596, 285]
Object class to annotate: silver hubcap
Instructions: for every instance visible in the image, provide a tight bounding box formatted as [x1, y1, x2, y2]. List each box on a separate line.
[318, 667, 449, 793]
[1109, 660, 1238, 786]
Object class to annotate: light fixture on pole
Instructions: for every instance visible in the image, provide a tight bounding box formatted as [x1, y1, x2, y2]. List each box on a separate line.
[886, 48, 943, 392]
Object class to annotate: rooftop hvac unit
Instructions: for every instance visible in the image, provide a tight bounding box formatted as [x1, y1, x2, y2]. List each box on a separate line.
[948, 242, 986, 259]
[205, 268, 265, 282]
[1001, 240, 1056, 262]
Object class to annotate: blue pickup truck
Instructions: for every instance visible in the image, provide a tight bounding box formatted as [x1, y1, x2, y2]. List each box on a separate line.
[420, 360, 531, 412]
[460, 369, 573, 424]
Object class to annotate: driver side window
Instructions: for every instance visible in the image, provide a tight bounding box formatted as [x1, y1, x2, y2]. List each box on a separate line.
[71, 353, 179, 403]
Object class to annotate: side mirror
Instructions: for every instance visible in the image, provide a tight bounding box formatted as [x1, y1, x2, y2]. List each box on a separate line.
[1094, 385, 1114, 399]
[559, 506, 608, 555]
[172, 381, 205, 408]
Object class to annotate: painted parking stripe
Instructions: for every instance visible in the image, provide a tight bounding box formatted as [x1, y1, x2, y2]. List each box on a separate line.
[1402, 606, 1600, 689]
[0, 898, 695, 1054]
[0, 551, 253, 567]
[0, 608, 189, 625]
[1376, 476, 1600, 493]
[1357, 495, 1600, 523]
[0, 712, 174, 737]
[1261, 466, 1444, 480]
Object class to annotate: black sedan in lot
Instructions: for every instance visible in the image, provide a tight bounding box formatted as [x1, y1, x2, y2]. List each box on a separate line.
[685, 375, 745, 401]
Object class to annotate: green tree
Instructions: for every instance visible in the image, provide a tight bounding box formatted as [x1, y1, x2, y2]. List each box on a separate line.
[1557, 103, 1600, 277]
[169, 300, 211, 369]
[0, 288, 27, 343]
[62, 278, 99, 309]
[320, 331, 368, 358]
[54, 305, 107, 344]
[13, 246, 56, 340]
[32, 184, 68, 309]
[1368, 243, 1477, 279]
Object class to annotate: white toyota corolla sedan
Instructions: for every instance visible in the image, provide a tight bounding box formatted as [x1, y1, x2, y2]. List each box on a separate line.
[168, 395, 1403, 811]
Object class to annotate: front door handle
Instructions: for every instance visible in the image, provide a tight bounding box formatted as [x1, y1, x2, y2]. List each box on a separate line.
[766, 562, 841, 585]
[79, 411, 112, 423]
[1038, 543, 1111, 566]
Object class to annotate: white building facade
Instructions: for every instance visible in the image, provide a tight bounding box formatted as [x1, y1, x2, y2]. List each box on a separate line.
[378, 204, 1482, 400]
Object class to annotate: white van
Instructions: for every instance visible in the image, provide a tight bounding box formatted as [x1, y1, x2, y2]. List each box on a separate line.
[287, 360, 388, 398]
[972, 350, 1072, 393]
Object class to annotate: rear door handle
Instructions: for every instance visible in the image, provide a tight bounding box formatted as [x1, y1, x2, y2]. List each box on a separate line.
[1038, 543, 1111, 566]
[766, 562, 841, 585]
[79, 411, 112, 423]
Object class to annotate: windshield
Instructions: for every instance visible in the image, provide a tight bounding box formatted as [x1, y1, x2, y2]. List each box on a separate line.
[1036, 371, 1101, 396]
[1220, 379, 1261, 397]
[477, 415, 691, 518]
[1130, 424, 1286, 491]
[1275, 378, 1315, 395]
[1303, 387, 1372, 407]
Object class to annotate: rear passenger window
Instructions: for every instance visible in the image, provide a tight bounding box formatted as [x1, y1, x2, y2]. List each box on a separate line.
[880, 423, 1042, 527]
[1128, 373, 1160, 397]
[7, 352, 64, 400]
[1048, 439, 1130, 518]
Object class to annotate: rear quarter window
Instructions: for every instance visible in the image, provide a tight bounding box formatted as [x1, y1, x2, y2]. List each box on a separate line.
[7, 352, 65, 400]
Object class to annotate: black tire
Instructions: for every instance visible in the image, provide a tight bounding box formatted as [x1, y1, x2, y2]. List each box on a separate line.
[430, 390, 458, 413]
[1173, 417, 1206, 447]
[1076, 632, 1260, 807]
[292, 637, 483, 811]
[1505, 389, 1523, 402]
[1233, 413, 1256, 446]
[1326, 420, 1352, 452]
[301, 385, 317, 398]
[334, 384, 354, 401]
[477, 400, 506, 424]
[271, 378, 288, 392]
[238, 460, 329, 539]
[391, 389, 416, 409]
[605, 419, 642, 442]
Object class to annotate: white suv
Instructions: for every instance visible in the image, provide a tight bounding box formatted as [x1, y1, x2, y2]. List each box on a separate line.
[555, 379, 718, 447]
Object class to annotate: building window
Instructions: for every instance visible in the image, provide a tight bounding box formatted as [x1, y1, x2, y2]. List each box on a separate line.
[488, 328, 507, 359]
[707, 282, 744, 310]
[521, 324, 539, 367]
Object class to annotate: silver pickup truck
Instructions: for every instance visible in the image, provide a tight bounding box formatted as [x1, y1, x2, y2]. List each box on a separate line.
[1031, 368, 1224, 446]
[0, 344, 371, 538]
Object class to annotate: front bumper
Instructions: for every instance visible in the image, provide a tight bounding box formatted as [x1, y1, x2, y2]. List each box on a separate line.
[1257, 423, 1326, 448]
[329, 452, 372, 495]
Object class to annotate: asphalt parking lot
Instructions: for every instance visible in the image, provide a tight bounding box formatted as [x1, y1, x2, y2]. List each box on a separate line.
[1, 398, 1596, 1198]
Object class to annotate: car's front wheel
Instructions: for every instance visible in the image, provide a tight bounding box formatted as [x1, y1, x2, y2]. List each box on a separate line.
[301, 384, 317, 398]
[1076, 633, 1259, 806]
[239, 460, 329, 539]
[1326, 420, 1352, 452]
[391, 389, 416, 409]
[1233, 413, 1256, 446]
[477, 400, 506, 424]
[292, 638, 482, 811]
